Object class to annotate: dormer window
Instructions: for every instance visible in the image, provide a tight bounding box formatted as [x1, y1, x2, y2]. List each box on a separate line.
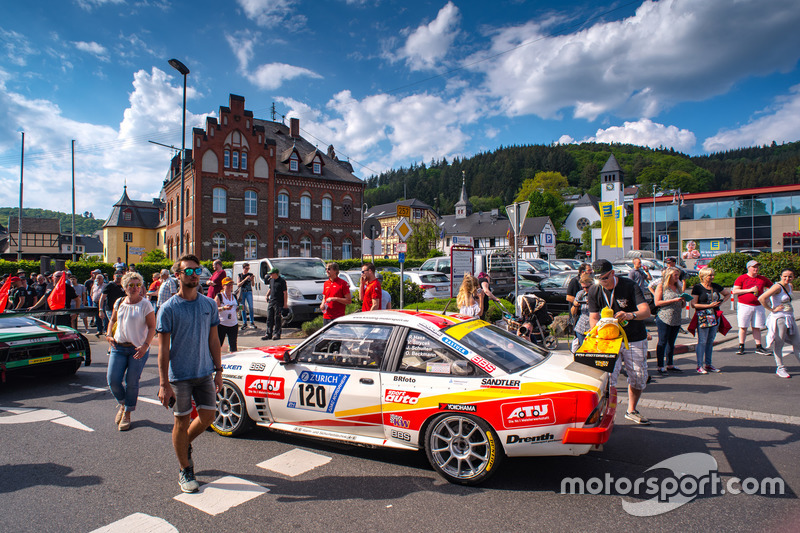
[290, 153, 299, 172]
[313, 162, 321, 174]
[122, 209, 132, 221]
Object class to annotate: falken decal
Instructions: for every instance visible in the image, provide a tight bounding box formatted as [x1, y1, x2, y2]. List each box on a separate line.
[501, 398, 556, 429]
[287, 371, 349, 414]
[245, 375, 284, 399]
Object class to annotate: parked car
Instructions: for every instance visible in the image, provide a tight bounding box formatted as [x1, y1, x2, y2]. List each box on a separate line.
[552, 259, 582, 270]
[694, 257, 712, 269]
[419, 257, 451, 275]
[611, 259, 663, 279]
[211, 310, 616, 485]
[517, 260, 549, 282]
[522, 270, 577, 314]
[340, 271, 361, 298]
[0, 314, 91, 377]
[402, 271, 451, 300]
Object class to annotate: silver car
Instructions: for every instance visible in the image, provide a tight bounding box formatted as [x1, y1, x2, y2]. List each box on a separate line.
[402, 270, 451, 300]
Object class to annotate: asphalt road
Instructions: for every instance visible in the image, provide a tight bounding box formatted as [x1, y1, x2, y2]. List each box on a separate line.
[1, 325, 798, 533]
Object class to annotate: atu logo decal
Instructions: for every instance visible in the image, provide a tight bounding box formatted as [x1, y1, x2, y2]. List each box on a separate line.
[245, 375, 285, 399]
[501, 398, 556, 428]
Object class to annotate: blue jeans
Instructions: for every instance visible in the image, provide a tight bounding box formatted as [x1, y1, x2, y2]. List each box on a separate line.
[696, 324, 718, 367]
[107, 345, 149, 411]
[240, 290, 254, 325]
[656, 317, 681, 368]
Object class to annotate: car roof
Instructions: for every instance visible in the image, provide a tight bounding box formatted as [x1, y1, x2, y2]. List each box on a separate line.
[335, 309, 473, 330]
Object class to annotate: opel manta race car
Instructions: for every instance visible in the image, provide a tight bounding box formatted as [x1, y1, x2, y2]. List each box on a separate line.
[211, 310, 616, 485]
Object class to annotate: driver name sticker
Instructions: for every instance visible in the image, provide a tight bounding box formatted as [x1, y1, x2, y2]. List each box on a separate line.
[245, 375, 285, 399]
[287, 371, 349, 414]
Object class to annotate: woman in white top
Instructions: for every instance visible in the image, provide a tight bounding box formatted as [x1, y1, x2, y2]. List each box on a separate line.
[106, 272, 156, 431]
[457, 275, 480, 317]
[758, 269, 800, 378]
[216, 277, 239, 353]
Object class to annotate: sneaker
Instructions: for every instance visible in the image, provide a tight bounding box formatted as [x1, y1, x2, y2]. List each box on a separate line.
[240, 324, 248, 331]
[777, 366, 791, 379]
[261, 335, 272, 341]
[624, 410, 651, 425]
[274, 335, 281, 341]
[697, 366, 708, 374]
[704, 365, 721, 373]
[179, 467, 199, 493]
[657, 367, 668, 375]
[736, 344, 745, 355]
[755, 345, 771, 356]
[667, 366, 683, 373]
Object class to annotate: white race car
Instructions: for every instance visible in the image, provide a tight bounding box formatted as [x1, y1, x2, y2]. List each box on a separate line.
[212, 310, 616, 485]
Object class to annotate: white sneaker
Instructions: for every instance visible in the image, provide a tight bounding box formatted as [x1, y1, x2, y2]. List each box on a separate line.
[776, 366, 791, 379]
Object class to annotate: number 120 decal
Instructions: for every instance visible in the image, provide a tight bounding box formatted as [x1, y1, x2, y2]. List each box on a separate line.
[287, 371, 349, 414]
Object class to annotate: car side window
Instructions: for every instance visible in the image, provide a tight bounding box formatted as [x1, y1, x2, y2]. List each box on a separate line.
[295, 323, 392, 370]
[398, 331, 475, 375]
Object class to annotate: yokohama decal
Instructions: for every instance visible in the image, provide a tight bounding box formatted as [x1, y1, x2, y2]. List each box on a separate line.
[501, 398, 556, 428]
[245, 375, 285, 399]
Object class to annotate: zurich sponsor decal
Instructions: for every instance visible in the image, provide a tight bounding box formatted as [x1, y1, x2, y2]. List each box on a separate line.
[287, 371, 349, 413]
[440, 336, 468, 356]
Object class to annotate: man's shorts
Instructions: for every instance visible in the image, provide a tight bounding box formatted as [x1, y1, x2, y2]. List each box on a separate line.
[171, 374, 216, 416]
[737, 304, 766, 329]
[610, 339, 648, 390]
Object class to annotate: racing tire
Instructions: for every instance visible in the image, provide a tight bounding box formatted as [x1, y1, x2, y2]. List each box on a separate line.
[424, 413, 503, 486]
[62, 359, 82, 375]
[544, 335, 558, 350]
[211, 380, 252, 437]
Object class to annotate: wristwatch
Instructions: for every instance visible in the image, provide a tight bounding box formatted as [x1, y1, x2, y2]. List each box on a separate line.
[631, 312, 637, 320]
[215, 367, 223, 373]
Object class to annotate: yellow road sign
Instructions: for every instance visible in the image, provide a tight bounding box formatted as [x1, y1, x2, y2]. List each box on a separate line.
[397, 205, 411, 218]
[394, 217, 413, 241]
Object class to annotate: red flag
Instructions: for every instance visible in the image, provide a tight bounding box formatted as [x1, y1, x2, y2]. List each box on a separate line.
[0, 277, 12, 311]
[47, 273, 66, 310]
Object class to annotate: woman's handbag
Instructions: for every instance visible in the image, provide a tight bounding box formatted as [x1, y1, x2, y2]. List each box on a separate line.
[697, 308, 718, 329]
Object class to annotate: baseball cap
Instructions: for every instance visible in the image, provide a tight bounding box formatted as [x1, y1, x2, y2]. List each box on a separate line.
[746, 260, 760, 268]
[591, 259, 614, 278]
[222, 277, 234, 285]
[268, 267, 279, 275]
[9, 276, 21, 282]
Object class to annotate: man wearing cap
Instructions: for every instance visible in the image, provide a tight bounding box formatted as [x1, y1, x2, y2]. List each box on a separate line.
[7, 276, 23, 310]
[237, 263, 256, 330]
[732, 260, 772, 355]
[262, 267, 287, 341]
[321, 262, 351, 324]
[587, 259, 652, 425]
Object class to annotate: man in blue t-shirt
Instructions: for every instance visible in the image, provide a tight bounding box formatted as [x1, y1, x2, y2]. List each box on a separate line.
[157, 254, 222, 494]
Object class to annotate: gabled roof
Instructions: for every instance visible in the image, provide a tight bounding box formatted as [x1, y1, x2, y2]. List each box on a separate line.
[521, 216, 553, 235]
[438, 211, 510, 239]
[365, 198, 437, 219]
[574, 193, 600, 213]
[103, 187, 163, 229]
[8, 217, 61, 233]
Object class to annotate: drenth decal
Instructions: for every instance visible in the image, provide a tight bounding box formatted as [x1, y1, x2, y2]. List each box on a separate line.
[480, 378, 521, 389]
[384, 389, 421, 405]
[245, 375, 284, 399]
[471, 356, 497, 374]
[501, 398, 556, 429]
[506, 432, 555, 444]
[287, 371, 349, 414]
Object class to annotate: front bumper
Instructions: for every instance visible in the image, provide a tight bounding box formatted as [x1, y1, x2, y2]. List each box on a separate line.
[561, 386, 617, 445]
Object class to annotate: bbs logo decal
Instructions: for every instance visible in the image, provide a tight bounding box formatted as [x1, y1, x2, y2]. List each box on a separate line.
[245, 375, 284, 399]
[391, 429, 412, 441]
[384, 389, 421, 404]
[501, 398, 556, 428]
[441, 336, 468, 355]
[471, 356, 496, 373]
[249, 362, 266, 372]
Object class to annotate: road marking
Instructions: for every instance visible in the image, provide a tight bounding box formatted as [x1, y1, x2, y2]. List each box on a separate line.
[80, 385, 162, 406]
[257, 448, 332, 477]
[619, 397, 800, 425]
[89, 513, 177, 533]
[174, 475, 269, 515]
[0, 406, 93, 432]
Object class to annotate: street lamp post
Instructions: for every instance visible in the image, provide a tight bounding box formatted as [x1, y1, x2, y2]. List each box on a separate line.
[651, 184, 659, 258]
[671, 188, 685, 261]
[361, 203, 368, 262]
[169, 58, 190, 254]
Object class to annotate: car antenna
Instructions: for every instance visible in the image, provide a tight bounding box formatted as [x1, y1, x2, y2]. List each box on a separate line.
[442, 298, 453, 315]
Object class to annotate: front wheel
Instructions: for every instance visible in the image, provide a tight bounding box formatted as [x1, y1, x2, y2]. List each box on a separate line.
[544, 335, 558, 350]
[211, 381, 252, 437]
[424, 413, 503, 485]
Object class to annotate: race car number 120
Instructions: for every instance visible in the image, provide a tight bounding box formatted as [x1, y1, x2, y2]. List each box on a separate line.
[287, 371, 349, 414]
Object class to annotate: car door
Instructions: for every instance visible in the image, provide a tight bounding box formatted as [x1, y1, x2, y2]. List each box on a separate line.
[267, 322, 395, 439]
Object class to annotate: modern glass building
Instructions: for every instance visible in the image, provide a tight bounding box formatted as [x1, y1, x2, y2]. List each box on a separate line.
[633, 184, 800, 261]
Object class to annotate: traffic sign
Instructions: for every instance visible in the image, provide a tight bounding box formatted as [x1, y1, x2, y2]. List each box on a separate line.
[541, 232, 556, 254]
[398, 252, 406, 263]
[397, 242, 407, 253]
[397, 205, 411, 218]
[363, 218, 382, 240]
[505, 201, 530, 236]
[394, 217, 413, 241]
[658, 234, 669, 251]
[129, 247, 146, 255]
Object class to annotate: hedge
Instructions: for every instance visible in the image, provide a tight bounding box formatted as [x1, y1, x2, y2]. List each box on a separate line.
[705, 251, 800, 288]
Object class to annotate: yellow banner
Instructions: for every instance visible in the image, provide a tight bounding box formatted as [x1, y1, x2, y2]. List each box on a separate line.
[615, 205, 624, 249]
[599, 201, 616, 247]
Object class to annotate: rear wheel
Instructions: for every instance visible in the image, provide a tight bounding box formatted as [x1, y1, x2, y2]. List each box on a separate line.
[424, 413, 503, 485]
[212, 381, 252, 437]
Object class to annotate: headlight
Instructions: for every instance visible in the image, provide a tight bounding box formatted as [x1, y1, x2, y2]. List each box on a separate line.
[288, 287, 303, 299]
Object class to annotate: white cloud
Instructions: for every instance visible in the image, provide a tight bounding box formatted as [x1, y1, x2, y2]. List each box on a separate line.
[74, 0, 124, 10]
[73, 40, 110, 61]
[703, 85, 800, 153]
[395, 1, 460, 71]
[235, 0, 306, 28]
[226, 32, 321, 90]
[0, 67, 211, 220]
[0, 28, 37, 67]
[469, 0, 800, 121]
[557, 119, 696, 152]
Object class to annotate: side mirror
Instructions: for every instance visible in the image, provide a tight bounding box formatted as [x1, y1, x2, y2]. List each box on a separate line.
[451, 360, 473, 376]
[277, 349, 296, 365]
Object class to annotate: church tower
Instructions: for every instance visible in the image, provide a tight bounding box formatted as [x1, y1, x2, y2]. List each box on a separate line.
[454, 172, 473, 220]
[600, 154, 624, 206]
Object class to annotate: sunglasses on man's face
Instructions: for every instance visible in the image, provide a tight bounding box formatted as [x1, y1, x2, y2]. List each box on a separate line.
[181, 268, 202, 276]
[596, 272, 614, 281]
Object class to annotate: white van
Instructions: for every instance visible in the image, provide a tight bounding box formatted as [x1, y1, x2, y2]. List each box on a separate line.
[233, 257, 328, 323]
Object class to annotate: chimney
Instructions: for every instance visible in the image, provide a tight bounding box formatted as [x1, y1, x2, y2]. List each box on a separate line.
[290, 117, 300, 138]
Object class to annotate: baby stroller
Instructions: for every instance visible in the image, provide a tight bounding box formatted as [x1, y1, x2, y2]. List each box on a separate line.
[500, 295, 558, 349]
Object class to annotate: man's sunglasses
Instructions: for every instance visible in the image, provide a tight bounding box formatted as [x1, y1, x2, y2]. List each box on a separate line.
[595, 272, 614, 281]
[180, 268, 202, 276]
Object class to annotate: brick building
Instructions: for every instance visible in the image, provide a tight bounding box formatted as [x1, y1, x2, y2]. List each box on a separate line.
[161, 94, 364, 261]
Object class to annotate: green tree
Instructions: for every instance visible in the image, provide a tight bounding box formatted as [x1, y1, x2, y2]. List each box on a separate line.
[524, 190, 571, 232]
[407, 220, 439, 258]
[142, 249, 167, 262]
[514, 171, 569, 202]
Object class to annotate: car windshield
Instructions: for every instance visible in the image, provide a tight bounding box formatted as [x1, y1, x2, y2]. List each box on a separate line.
[538, 272, 570, 288]
[418, 273, 449, 283]
[446, 322, 550, 374]
[269, 258, 327, 280]
[0, 316, 41, 329]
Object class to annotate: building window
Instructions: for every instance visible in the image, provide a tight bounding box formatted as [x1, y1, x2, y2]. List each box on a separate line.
[278, 192, 289, 218]
[123, 232, 133, 242]
[301, 194, 311, 219]
[185, 188, 190, 216]
[413, 209, 422, 219]
[289, 154, 299, 172]
[212, 232, 226, 259]
[300, 236, 311, 257]
[577, 217, 590, 230]
[244, 233, 257, 259]
[224, 150, 230, 168]
[322, 196, 332, 221]
[342, 197, 353, 223]
[342, 238, 352, 260]
[241, 151, 247, 170]
[232, 151, 239, 169]
[213, 188, 226, 214]
[313, 162, 321, 174]
[321, 237, 332, 260]
[123, 209, 132, 221]
[244, 190, 257, 216]
[277, 235, 290, 257]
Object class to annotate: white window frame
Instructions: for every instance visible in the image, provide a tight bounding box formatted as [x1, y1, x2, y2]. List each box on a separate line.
[223, 150, 230, 168]
[278, 192, 289, 218]
[244, 190, 257, 216]
[321, 237, 332, 260]
[213, 188, 227, 214]
[342, 238, 352, 260]
[300, 194, 311, 219]
[212, 232, 226, 259]
[244, 233, 257, 259]
[240, 151, 247, 170]
[232, 150, 239, 169]
[313, 162, 321, 174]
[322, 196, 332, 221]
[300, 236, 311, 257]
[277, 235, 290, 257]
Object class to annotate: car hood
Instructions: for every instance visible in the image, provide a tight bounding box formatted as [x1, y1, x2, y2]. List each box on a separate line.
[521, 350, 608, 391]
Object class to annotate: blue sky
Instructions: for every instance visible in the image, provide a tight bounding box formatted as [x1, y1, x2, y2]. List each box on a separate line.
[1, 0, 800, 220]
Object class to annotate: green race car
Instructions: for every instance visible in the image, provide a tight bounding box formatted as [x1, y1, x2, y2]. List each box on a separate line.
[0, 314, 92, 381]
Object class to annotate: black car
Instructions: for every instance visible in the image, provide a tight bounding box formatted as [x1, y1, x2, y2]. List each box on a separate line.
[523, 270, 577, 314]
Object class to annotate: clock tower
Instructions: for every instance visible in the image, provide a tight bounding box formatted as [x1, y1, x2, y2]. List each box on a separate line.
[600, 154, 624, 206]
